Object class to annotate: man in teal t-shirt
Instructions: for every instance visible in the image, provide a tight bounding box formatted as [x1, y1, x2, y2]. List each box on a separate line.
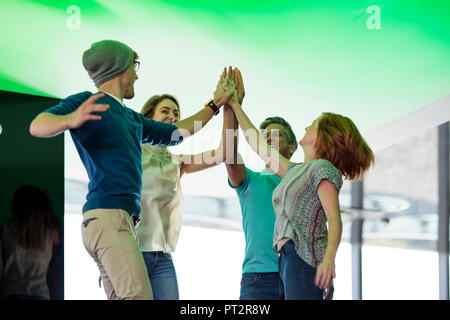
[227, 115, 298, 300]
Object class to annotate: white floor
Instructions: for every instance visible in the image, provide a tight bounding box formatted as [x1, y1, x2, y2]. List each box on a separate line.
[64, 214, 441, 300]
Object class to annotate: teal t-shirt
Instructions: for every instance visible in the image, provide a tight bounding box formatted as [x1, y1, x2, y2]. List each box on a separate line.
[228, 168, 281, 273]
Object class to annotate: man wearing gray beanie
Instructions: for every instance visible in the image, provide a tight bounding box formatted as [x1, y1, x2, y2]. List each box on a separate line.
[29, 40, 235, 300]
[83, 39, 136, 88]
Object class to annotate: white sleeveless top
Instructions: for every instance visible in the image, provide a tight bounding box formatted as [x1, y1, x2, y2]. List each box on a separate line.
[1, 222, 53, 299]
[136, 144, 184, 253]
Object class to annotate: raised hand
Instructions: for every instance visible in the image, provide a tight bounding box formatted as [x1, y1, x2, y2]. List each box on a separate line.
[214, 86, 236, 107]
[213, 66, 236, 107]
[67, 93, 110, 129]
[233, 67, 245, 104]
[214, 66, 233, 102]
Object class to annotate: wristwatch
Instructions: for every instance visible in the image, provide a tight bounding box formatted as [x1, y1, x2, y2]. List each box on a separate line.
[206, 99, 220, 116]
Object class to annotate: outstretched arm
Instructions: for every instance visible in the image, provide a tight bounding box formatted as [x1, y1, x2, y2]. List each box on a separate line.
[224, 67, 247, 187]
[176, 68, 232, 174]
[175, 68, 235, 139]
[29, 93, 110, 137]
[179, 105, 230, 175]
[227, 70, 291, 177]
[179, 68, 242, 176]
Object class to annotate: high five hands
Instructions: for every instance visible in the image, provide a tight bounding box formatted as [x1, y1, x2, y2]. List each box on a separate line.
[215, 66, 335, 300]
[212, 66, 237, 108]
[214, 66, 245, 109]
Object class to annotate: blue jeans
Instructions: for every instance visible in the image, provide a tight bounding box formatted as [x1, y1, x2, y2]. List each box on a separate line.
[278, 240, 324, 300]
[142, 251, 179, 300]
[240, 272, 284, 300]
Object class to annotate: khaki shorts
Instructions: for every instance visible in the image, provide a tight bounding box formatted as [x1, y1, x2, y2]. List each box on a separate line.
[81, 209, 153, 300]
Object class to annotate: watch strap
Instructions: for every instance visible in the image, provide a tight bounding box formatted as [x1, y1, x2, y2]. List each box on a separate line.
[206, 100, 220, 116]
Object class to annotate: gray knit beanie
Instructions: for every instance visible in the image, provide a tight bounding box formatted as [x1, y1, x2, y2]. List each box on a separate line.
[82, 40, 135, 88]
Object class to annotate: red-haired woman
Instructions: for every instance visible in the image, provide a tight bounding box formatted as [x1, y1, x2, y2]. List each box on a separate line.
[224, 68, 374, 299]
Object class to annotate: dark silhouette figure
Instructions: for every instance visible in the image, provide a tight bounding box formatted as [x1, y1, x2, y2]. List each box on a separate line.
[0, 185, 59, 300]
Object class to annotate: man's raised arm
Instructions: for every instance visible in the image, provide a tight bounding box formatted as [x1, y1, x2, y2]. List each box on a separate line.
[174, 68, 235, 139]
[29, 93, 109, 138]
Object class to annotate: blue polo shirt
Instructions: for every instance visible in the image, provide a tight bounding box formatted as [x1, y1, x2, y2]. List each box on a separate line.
[228, 168, 281, 273]
[43, 91, 183, 217]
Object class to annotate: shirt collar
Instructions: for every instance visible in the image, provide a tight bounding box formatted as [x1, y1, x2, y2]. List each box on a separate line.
[261, 168, 276, 176]
[100, 91, 125, 107]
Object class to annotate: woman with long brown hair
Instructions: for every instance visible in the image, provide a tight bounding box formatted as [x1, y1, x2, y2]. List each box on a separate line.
[135, 69, 236, 299]
[224, 67, 374, 299]
[0, 185, 59, 300]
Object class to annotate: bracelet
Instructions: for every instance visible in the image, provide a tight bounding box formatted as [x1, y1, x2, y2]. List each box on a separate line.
[206, 99, 220, 116]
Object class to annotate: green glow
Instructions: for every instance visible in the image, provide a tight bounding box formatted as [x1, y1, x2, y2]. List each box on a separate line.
[0, 0, 448, 135]
[0, 71, 56, 98]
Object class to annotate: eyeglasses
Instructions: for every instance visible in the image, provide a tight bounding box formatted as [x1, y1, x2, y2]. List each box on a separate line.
[133, 60, 140, 72]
